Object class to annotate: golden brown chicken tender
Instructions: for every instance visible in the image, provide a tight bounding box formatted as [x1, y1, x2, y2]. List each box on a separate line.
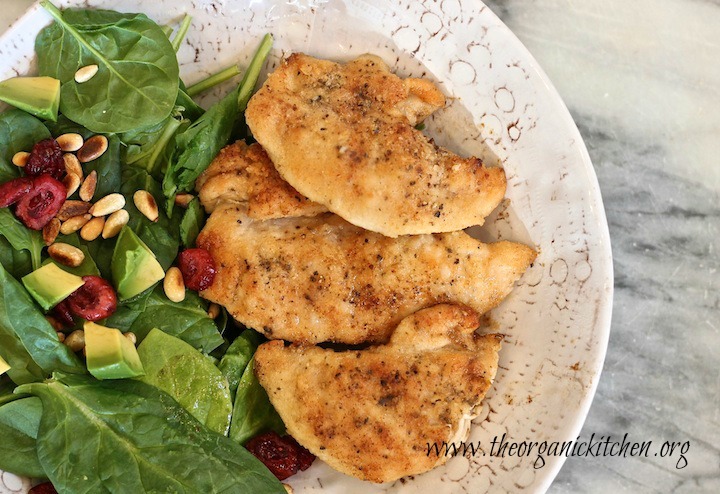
[195, 140, 327, 219]
[245, 53, 507, 237]
[255, 304, 502, 483]
[196, 203, 535, 344]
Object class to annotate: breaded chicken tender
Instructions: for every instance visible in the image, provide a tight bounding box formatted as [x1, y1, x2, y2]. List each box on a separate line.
[196, 203, 535, 344]
[195, 140, 327, 219]
[255, 304, 502, 483]
[245, 53, 507, 237]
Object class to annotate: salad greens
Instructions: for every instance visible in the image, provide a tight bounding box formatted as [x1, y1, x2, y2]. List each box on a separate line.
[120, 166, 181, 269]
[122, 107, 185, 179]
[219, 329, 285, 444]
[0, 397, 44, 478]
[179, 196, 205, 247]
[186, 64, 241, 97]
[230, 358, 286, 445]
[137, 328, 233, 435]
[219, 329, 262, 399]
[104, 285, 224, 352]
[36, 2, 180, 133]
[0, 208, 44, 271]
[162, 85, 241, 211]
[0, 263, 85, 384]
[0, 109, 51, 183]
[17, 374, 285, 493]
[44, 233, 100, 277]
[0, 2, 285, 490]
[0, 235, 33, 280]
[0, 375, 21, 406]
[162, 33, 274, 211]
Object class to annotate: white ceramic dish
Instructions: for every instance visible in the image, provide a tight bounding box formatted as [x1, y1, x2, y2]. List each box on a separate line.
[0, 1, 612, 493]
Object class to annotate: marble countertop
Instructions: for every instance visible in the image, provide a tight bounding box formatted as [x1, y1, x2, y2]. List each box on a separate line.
[1, 1, 717, 493]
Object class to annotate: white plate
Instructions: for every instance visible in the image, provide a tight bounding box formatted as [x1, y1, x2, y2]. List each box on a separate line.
[0, 1, 612, 493]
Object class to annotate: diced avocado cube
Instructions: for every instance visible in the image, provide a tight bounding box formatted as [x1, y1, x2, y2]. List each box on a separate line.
[21, 262, 85, 311]
[111, 226, 165, 301]
[0, 76, 60, 122]
[0, 356, 9, 376]
[84, 321, 145, 380]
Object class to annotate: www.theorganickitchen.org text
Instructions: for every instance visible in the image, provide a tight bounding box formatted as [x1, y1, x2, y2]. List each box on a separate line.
[426, 433, 689, 469]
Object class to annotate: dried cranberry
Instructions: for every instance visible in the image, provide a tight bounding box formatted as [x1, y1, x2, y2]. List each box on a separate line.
[66, 276, 117, 321]
[29, 483, 58, 494]
[51, 298, 75, 327]
[14, 175, 66, 230]
[284, 435, 316, 471]
[177, 248, 217, 291]
[0, 177, 33, 208]
[246, 431, 300, 480]
[25, 138, 65, 180]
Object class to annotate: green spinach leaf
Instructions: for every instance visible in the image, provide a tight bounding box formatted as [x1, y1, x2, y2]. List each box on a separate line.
[103, 285, 223, 353]
[229, 358, 285, 445]
[0, 263, 85, 385]
[137, 328, 232, 435]
[161, 34, 272, 209]
[47, 233, 99, 277]
[162, 85, 240, 207]
[218, 329, 261, 400]
[179, 197, 204, 247]
[84, 133, 122, 199]
[0, 209, 44, 270]
[0, 375, 21, 406]
[122, 109, 184, 179]
[43, 114, 90, 137]
[0, 397, 44, 477]
[121, 166, 180, 269]
[176, 88, 205, 121]
[78, 234, 115, 281]
[36, 2, 179, 133]
[0, 109, 51, 183]
[0, 234, 33, 279]
[16, 375, 285, 493]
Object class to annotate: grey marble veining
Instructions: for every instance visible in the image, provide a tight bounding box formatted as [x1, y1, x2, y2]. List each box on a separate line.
[483, 0, 720, 492]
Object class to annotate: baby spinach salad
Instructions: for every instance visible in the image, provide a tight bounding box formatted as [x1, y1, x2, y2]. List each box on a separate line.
[0, 2, 304, 492]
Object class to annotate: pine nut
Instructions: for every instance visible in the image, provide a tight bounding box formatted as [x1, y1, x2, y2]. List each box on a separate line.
[12, 151, 29, 167]
[102, 209, 129, 239]
[57, 200, 91, 221]
[56, 331, 66, 343]
[79, 170, 98, 202]
[174, 193, 195, 208]
[64, 329, 85, 352]
[283, 484, 293, 494]
[63, 172, 82, 198]
[74, 64, 98, 83]
[124, 332, 137, 345]
[42, 218, 61, 246]
[134, 190, 159, 222]
[48, 242, 85, 267]
[90, 193, 125, 217]
[207, 303, 221, 319]
[80, 216, 105, 241]
[77, 135, 108, 163]
[57, 133, 84, 152]
[60, 214, 92, 235]
[164, 267, 185, 303]
[63, 153, 83, 178]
